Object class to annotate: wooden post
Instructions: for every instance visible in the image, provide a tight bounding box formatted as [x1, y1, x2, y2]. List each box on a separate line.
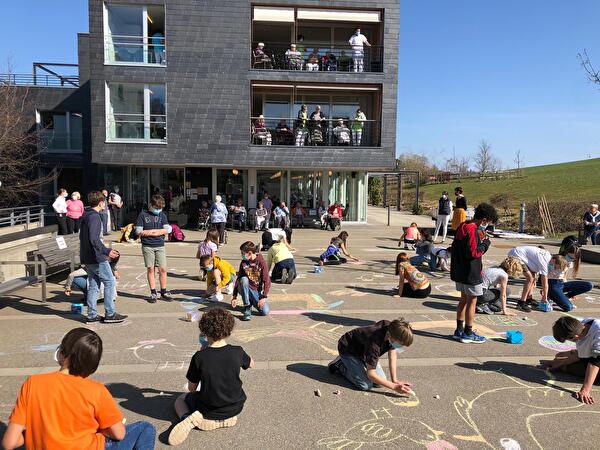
[396, 174, 401, 211]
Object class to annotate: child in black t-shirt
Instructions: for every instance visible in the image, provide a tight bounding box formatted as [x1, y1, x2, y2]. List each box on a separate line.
[168, 308, 254, 446]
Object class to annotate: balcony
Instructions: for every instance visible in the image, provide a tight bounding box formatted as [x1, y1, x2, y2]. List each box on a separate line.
[250, 116, 380, 147]
[251, 42, 383, 73]
[0, 63, 79, 88]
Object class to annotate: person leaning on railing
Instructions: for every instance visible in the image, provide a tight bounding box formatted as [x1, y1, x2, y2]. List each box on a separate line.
[351, 108, 367, 146]
[285, 44, 302, 70]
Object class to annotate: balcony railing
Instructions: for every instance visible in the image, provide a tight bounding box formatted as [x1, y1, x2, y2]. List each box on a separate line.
[251, 117, 380, 147]
[104, 34, 166, 65]
[251, 42, 383, 72]
[0, 205, 45, 228]
[0, 73, 79, 87]
[106, 113, 167, 141]
[38, 130, 82, 152]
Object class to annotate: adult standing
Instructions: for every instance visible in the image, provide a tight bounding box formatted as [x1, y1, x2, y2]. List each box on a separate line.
[80, 191, 126, 323]
[295, 104, 309, 146]
[261, 193, 273, 229]
[66, 191, 84, 234]
[348, 27, 371, 73]
[583, 203, 600, 245]
[210, 195, 228, 244]
[274, 201, 290, 229]
[433, 191, 453, 243]
[109, 186, 123, 231]
[351, 108, 367, 146]
[100, 188, 110, 236]
[52, 188, 69, 235]
[451, 187, 467, 231]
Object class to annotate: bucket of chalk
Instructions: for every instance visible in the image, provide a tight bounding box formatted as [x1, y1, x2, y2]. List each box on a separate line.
[505, 330, 523, 344]
[70, 303, 84, 314]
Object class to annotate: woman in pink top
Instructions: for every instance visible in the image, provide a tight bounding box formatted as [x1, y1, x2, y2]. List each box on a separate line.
[66, 191, 85, 234]
[400, 222, 421, 250]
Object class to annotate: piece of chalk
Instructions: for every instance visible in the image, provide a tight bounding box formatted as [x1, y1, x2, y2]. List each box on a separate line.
[314, 389, 322, 397]
[434, 394, 440, 399]
[122, 418, 127, 424]
[159, 391, 164, 395]
[407, 389, 416, 396]
[333, 390, 341, 395]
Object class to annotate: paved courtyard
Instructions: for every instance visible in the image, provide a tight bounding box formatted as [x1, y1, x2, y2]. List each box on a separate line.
[1, 211, 600, 449]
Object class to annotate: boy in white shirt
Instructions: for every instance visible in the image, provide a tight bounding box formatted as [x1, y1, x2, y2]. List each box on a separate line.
[547, 316, 600, 404]
[507, 245, 551, 312]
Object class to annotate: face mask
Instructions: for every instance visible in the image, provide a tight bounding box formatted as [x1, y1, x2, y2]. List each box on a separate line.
[114, 188, 119, 193]
[442, 195, 447, 200]
[54, 346, 61, 363]
[548, 263, 555, 271]
[205, 265, 213, 271]
[151, 208, 162, 215]
[199, 335, 209, 347]
[71, 196, 77, 200]
[479, 224, 487, 230]
[391, 341, 406, 354]
[63, 193, 69, 198]
[241, 255, 249, 261]
[566, 255, 574, 262]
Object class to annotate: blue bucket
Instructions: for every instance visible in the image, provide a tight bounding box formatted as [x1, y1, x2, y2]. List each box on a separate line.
[506, 330, 523, 344]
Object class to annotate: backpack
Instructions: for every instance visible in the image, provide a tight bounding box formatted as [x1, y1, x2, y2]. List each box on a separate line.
[169, 224, 185, 242]
[119, 224, 134, 243]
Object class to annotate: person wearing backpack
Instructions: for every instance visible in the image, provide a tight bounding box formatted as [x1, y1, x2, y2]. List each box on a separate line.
[433, 191, 453, 243]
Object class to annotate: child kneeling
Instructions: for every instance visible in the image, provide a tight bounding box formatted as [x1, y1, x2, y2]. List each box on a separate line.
[328, 318, 414, 394]
[200, 254, 237, 301]
[395, 253, 431, 298]
[2, 328, 156, 450]
[547, 316, 600, 404]
[169, 308, 254, 445]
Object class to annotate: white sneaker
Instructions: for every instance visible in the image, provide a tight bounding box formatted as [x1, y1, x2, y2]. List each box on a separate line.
[224, 284, 234, 295]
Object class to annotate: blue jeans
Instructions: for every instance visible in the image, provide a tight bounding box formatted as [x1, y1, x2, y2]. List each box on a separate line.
[338, 355, 386, 391]
[72, 275, 88, 296]
[271, 258, 296, 282]
[86, 261, 117, 318]
[105, 421, 156, 450]
[236, 213, 246, 231]
[100, 212, 109, 234]
[585, 227, 599, 245]
[409, 253, 436, 270]
[548, 279, 594, 312]
[238, 277, 269, 315]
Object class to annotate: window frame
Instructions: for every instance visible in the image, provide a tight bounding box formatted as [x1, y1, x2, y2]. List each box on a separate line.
[36, 110, 83, 153]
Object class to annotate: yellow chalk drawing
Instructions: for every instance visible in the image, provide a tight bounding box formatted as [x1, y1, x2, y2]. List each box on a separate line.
[267, 293, 327, 309]
[475, 315, 538, 328]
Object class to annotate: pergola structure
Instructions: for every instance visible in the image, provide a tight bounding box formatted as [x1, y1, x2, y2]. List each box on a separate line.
[368, 170, 421, 211]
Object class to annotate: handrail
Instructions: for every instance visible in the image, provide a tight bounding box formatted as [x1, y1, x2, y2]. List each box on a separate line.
[0, 205, 45, 228]
[0, 73, 79, 88]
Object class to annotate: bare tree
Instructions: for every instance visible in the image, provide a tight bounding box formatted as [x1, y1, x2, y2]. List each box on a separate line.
[578, 49, 600, 86]
[514, 149, 524, 175]
[474, 139, 497, 174]
[444, 147, 471, 178]
[0, 77, 53, 207]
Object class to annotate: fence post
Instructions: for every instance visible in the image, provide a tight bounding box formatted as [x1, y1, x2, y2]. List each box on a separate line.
[519, 203, 526, 233]
[10, 211, 15, 226]
[387, 205, 391, 227]
[40, 208, 45, 227]
[26, 208, 31, 227]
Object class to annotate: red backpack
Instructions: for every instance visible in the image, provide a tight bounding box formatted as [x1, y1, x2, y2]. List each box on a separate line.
[169, 224, 185, 242]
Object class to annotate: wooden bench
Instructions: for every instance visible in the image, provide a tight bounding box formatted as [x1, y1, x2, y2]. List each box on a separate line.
[0, 260, 45, 300]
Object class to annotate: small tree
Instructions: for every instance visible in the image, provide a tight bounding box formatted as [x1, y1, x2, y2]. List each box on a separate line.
[368, 176, 383, 206]
[0, 80, 52, 207]
[474, 139, 495, 174]
[489, 192, 514, 217]
[514, 149, 524, 175]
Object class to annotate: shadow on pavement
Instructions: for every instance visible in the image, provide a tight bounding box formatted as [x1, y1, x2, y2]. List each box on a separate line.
[286, 362, 355, 389]
[350, 285, 394, 296]
[304, 312, 374, 327]
[0, 297, 84, 322]
[107, 383, 180, 422]
[422, 299, 458, 310]
[167, 272, 199, 281]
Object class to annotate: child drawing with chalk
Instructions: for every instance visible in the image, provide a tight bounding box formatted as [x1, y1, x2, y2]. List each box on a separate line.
[199, 254, 237, 301]
[546, 316, 600, 404]
[328, 318, 414, 394]
[169, 308, 254, 445]
[394, 253, 431, 298]
[319, 231, 359, 266]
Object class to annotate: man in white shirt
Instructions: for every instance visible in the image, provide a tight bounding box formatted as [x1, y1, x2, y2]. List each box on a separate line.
[52, 188, 69, 235]
[109, 186, 124, 231]
[348, 27, 371, 72]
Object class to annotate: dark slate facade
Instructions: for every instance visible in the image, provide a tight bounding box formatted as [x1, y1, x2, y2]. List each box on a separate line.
[88, 0, 399, 170]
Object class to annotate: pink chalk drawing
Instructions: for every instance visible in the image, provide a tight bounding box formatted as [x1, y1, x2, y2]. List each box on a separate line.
[538, 335, 576, 352]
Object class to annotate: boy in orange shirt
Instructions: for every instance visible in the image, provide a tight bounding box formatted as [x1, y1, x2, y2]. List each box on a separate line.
[2, 328, 156, 450]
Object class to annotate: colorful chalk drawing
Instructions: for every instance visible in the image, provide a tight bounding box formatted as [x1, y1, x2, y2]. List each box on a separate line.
[434, 283, 462, 299]
[327, 289, 369, 298]
[357, 273, 388, 282]
[317, 406, 457, 450]
[318, 369, 600, 449]
[584, 294, 600, 305]
[537, 335, 576, 353]
[475, 315, 538, 327]
[127, 338, 198, 370]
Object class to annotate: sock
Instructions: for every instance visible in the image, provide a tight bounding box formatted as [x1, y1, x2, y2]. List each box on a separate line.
[161, 288, 167, 295]
[456, 320, 464, 332]
[464, 325, 473, 336]
[151, 289, 157, 295]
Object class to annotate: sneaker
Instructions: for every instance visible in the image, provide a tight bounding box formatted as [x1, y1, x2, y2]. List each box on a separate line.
[102, 313, 127, 324]
[476, 304, 494, 315]
[241, 308, 252, 321]
[452, 329, 463, 341]
[148, 292, 158, 304]
[517, 301, 532, 312]
[328, 356, 342, 374]
[280, 268, 289, 284]
[168, 411, 236, 445]
[86, 315, 102, 323]
[285, 268, 295, 284]
[224, 284, 234, 295]
[161, 291, 173, 302]
[461, 331, 487, 344]
[527, 298, 540, 309]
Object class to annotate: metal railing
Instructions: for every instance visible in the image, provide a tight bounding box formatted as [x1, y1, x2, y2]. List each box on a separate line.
[106, 113, 167, 141]
[105, 34, 166, 65]
[0, 73, 79, 87]
[251, 42, 383, 72]
[0, 205, 45, 228]
[38, 131, 83, 152]
[251, 116, 381, 147]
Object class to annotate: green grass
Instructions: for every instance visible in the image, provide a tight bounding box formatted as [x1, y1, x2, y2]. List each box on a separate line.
[408, 158, 600, 208]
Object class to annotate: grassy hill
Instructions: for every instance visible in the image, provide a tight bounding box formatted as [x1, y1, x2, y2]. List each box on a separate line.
[409, 158, 600, 208]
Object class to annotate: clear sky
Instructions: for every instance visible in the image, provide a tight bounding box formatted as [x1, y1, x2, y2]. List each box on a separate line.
[1, 1, 599, 168]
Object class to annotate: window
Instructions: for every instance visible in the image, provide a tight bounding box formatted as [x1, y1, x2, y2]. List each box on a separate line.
[104, 3, 166, 65]
[37, 111, 83, 152]
[106, 83, 166, 142]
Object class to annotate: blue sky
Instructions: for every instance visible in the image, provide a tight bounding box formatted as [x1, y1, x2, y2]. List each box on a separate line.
[2, 1, 599, 168]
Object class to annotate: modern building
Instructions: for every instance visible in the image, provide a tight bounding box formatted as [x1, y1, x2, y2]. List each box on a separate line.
[7, 0, 399, 225]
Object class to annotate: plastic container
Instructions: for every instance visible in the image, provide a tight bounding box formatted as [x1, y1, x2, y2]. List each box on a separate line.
[185, 311, 201, 322]
[314, 266, 324, 274]
[70, 303, 84, 314]
[538, 302, 553, 313]
[505, 330, 523, 344]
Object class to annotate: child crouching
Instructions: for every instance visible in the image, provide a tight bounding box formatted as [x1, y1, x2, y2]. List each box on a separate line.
[199, 254, 237, 301]
[169, 308, 254, 445]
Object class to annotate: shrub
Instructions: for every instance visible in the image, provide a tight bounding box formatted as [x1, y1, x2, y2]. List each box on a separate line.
[489, 192, 514, 216]
[368, 177, 383, 206]
[412, 201, 424, 215]
[525, 201, 588, 235]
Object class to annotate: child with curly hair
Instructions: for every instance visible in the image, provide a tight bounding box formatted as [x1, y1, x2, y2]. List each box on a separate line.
[169, 308, 254, 445]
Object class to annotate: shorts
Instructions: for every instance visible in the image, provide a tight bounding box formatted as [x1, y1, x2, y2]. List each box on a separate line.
[455, 282, 484, 297]
[142, 245, 167, 268]
[520, 262, 531, 273]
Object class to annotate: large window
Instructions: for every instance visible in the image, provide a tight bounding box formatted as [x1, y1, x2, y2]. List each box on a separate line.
[217, 169, 248, 207]
[106, 83, 166, 142]
[37, 111, 83, 152]
[104, 3, 166, 65]
[328, 171, 367, 222]
[251, 83, 381, 146]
